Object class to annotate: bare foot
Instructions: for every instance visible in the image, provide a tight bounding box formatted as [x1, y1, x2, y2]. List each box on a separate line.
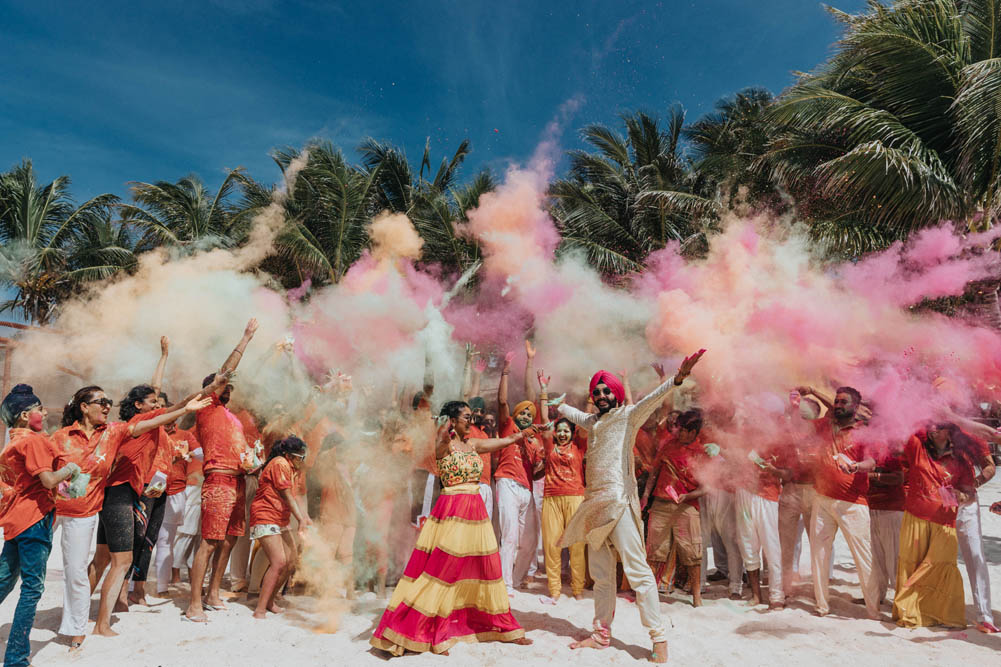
[551, 593, 561, 602]
[512, 637, 533, 645]
[93, 623, 118, 637]
[253, 610, 267, 619]
[184, 605, 205, 620]
[692, 595, 703, 608]
[128, 594, 148, 606]
[203, 597, 227, 610]
[69, 636, 85, 651]
[570, 637, 606, 651]
[150, 589, 172, 599]
[768, 602, 785, 611]
[573, 593, 584, 600]
[749, 595, 761, 606]
[729, 593, 742, 601]
[113, 601, 129, 613]
[231, 580, 248, 593]
[267, 603, 285, 614]
[649, 641, 668, 663]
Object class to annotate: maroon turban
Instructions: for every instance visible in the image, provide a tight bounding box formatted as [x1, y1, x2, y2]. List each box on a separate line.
[589, 370, 625, 404]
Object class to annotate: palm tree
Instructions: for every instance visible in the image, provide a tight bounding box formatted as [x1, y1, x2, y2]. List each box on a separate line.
[0, 160, 125, 324]
[767, 0, 1001, 251]
[686, 88, 784, 211]
[120, 171, 248, 252]
[549, 109, 719, 276]
[359, 137, 492, 274]
[243, 142, 383, 285]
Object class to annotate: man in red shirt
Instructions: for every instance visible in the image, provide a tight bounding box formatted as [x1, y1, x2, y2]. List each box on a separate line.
[184, 318, 259, 622]
[642, 409, 707, 607]
[734, 439, 788, 609]
[494, 352, 543, 592]
[0, 385, 79, 667]
[797, 385, 879, 618]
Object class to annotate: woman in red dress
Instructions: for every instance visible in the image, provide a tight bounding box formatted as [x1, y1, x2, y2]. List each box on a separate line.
[370, 400, 538, 656]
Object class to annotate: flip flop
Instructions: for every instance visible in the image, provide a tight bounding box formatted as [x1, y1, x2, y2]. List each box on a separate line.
[69, 641, 83, 650]
[202, 602, 226, 611]
[182, 614, 209, 623]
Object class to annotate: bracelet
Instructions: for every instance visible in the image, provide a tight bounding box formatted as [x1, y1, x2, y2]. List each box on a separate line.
[502, 371, 510, 376]
[233, 348, 243, 356]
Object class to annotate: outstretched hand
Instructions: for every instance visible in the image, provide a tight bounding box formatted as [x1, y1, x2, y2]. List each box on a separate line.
[185, 394, 213, 413]
[474, 357, 488, 374]
[651, 362, 666, 380]
[675, 349, 706, 382]
[503, 350, 515, 371]
[525, 340, 536, 359]
[160, 336, 169, 356]
[208, 370, 231, 393]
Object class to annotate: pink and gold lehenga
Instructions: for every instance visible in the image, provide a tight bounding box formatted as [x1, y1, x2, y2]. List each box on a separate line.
[370, 447, 525, 655]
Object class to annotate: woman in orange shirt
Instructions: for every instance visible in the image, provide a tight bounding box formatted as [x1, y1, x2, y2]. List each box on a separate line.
[90, 382, 214, 637]
[537, 372, 586, 601]
[0, 384, 80, 667]
[54, 385, 133, 650]
[249, 436, 311, 620]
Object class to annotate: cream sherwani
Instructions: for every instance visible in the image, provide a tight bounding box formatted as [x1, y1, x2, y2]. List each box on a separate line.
[557, 377, 679, 644]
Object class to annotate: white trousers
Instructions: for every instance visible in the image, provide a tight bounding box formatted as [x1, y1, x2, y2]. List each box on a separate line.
[778, 483, 814, 583]
[478, 483, 494, 522]
[735, 489, 783, 604]
[496, 477, 538, 589]
[154, 492, 188, 592]
[527, 478, 545, 577]
[173, 485, 202, 570]
[810, 494, 878, 616]
[701, 490, 743, 594]
[589, 512, 666, 644]
[868, 508, 902, 604]
[56, 514, 99, 636]
[957, 498, 993, 624]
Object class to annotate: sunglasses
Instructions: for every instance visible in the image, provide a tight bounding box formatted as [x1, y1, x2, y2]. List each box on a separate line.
[289, 452, 306, 460]
[86, 398, 114, 408]
[591, 387, 614, 397]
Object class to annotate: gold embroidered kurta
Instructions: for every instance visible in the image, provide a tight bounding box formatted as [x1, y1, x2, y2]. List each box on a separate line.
[556, 376, 678, 550]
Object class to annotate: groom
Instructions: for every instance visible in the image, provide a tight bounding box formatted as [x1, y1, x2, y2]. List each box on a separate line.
[555, 350, 705, 664]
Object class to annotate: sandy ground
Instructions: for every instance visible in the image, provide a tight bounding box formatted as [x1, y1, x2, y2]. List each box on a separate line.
[3, 484, 1000, 666]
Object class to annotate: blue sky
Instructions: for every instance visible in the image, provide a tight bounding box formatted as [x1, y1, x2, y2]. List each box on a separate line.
[1, 0, 867, 200]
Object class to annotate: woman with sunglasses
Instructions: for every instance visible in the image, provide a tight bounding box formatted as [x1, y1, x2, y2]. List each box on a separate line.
[249, 435, 311, 620]
[53, 386, 134, 650]
[90, 374, 218, 638]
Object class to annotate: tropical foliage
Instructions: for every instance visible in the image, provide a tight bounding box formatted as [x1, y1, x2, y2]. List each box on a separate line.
[2, 1, 999, 325]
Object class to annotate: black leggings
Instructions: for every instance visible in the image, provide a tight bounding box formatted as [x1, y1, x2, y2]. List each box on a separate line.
[129, 493, 167, 583]
[97, 484, 138, 553]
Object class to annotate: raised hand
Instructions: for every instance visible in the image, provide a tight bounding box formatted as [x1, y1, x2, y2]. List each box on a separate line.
[160, 336, 169, 356]
[525, 339, 536, 359]
[503, 350, 515, 372]
[474, 357, 488, 374]
[537, 369, 550, 390]
[244, 318, 259, 338]
[675, 349, 706, 380]
[651, 362, 666, 380]
[209, 370, 231, 393]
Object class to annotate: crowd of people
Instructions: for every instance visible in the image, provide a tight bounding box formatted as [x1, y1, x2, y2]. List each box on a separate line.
[1, 321, 1000, 665]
